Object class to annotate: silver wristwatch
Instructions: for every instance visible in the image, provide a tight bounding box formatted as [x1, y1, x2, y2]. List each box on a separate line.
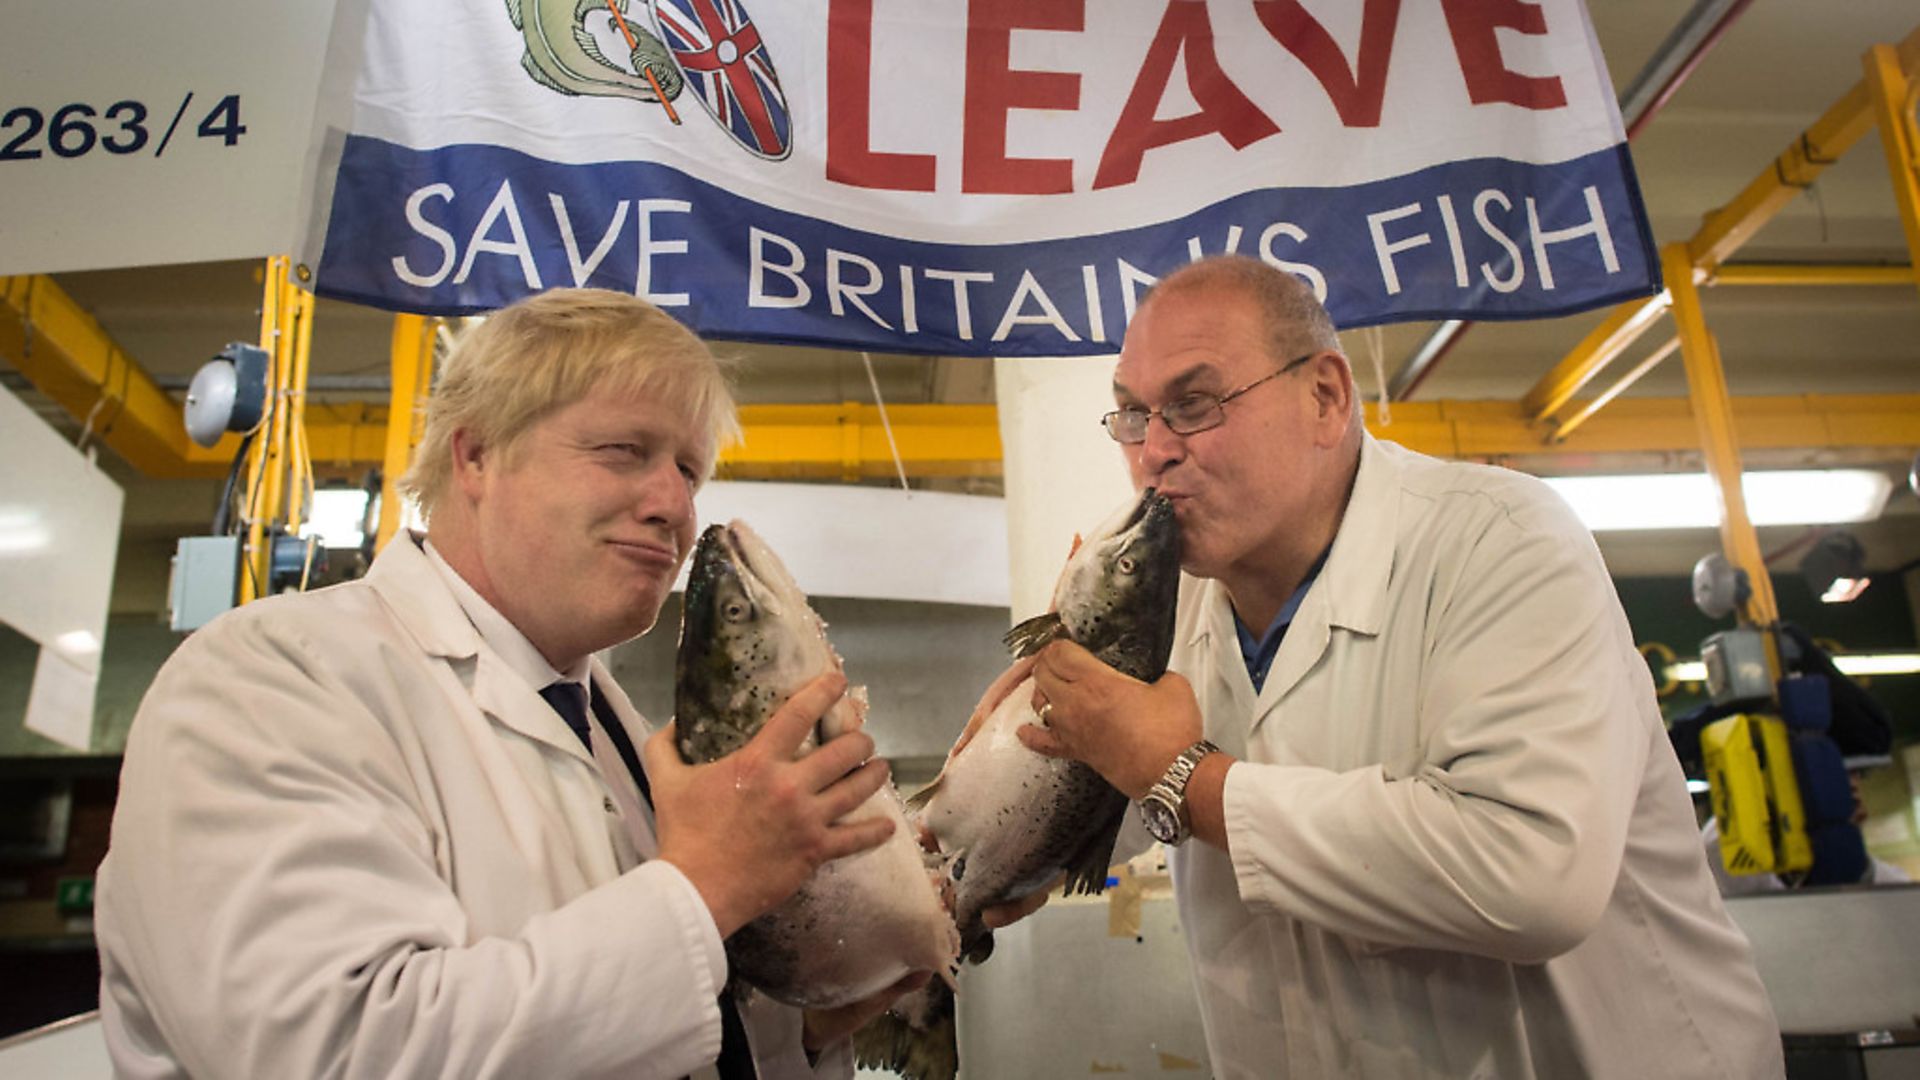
[1138, 739, 1221, 846]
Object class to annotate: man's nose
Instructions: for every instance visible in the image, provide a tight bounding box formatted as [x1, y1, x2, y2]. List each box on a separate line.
[1136, 414, 1186, 474]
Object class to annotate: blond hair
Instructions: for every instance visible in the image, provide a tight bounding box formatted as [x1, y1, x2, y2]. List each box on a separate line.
[400, 289, 739, 518]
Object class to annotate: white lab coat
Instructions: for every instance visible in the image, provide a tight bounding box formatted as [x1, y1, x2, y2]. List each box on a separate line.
[96, 535, 848, 1080]
[1166, 435, 1784, 1078]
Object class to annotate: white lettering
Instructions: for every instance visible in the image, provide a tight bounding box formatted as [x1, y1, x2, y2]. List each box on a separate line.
[827, 249, 893, 329]
[1185, 226, 1244, 263]
[454, 181, 542, 289]
[992, 270, 1080, 344]
[1257, 222, 1327, 303]
[924, 269, 994, 341]
[748, 227, 810, 308]
[1436, 195, 1469, 288]
[1081, 264, 1106, 343]
[391, 184, 457, 288]
[1116, 259, 1157, 323]
[1527, 186, 1618, 291]
[550, 194, 627, 288]
[1366, 202, 1429, 296]
[635, 199, 691, 306]
[898, 264, 919, 334]
[1474, 190, 1524, 293]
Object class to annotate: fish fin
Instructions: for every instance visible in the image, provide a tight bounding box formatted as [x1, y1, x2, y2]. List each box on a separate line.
[1002, 612, 1066, 659]
[573, 25, 613, 70]
[852, 981, 958, 1080]
[505, 0, 523, 31]
[1060, 795, 1129, 897]
[520, 52, 576, 96]
[903, 776, 941, 813]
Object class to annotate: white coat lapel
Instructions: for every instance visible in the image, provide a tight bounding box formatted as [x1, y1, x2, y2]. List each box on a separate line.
[1247, 435, 1399, 737]
[1187, 578, 1258, 758]
[367, 533, 596, 763]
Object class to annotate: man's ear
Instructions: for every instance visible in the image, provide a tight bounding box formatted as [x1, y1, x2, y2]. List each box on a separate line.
[450, 428, 488, 498]
[1309, 354, 1357, 447]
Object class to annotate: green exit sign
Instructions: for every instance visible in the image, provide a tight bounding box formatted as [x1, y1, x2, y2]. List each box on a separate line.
[55, 877, 93, 914]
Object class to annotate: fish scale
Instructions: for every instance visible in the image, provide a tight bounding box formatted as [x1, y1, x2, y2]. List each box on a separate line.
[674, 520, 958, 1011]
[858, 489, 1181, 1080]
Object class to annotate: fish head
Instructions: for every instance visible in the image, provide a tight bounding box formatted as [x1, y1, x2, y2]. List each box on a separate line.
[1051, 489, 1182, 682]
[674, 520, 839, 763]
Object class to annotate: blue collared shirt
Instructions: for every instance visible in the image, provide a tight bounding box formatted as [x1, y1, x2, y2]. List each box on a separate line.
[1234, 549, 1329, 693]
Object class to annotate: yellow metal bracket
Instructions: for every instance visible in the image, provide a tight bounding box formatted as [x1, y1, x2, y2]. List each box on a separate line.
[1864, 43, 1920, 299]
[1664, 244, 1781, 671]
[238, 258, 319, 603]
[1524, 24, 1920, 428]
[376, 314, 437, 552]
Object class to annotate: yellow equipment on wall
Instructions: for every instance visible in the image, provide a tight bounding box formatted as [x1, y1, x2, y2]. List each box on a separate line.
[1701, 713, 1813, 876]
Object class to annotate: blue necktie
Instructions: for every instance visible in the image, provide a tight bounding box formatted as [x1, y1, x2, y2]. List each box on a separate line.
[538, 681, 594, 751]
[539, 681, 756, 1080]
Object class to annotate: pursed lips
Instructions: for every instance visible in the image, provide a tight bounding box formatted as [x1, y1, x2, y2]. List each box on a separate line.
[607, 537, 680, 568]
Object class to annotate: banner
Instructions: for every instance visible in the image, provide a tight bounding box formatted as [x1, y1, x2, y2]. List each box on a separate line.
[305, 0, 1659, 356]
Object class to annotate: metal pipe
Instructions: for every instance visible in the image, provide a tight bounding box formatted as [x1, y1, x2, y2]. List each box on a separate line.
[1547, 336, 1680, 443]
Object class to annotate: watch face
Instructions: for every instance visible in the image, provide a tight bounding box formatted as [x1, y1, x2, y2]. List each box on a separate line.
[1140, 797, 1180, 843]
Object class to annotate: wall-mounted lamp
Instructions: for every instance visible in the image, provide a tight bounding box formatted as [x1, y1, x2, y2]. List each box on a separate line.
[1799, 531, 1871, 604]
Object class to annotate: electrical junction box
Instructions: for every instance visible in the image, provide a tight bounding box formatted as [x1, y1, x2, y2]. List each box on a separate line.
[1702, 712, 1813, 877]
[1701, 628, 1772, 706]
[169, 536, 240, 632]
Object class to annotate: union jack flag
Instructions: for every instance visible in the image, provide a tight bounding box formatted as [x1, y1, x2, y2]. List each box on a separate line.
[649, 0, 792, 160]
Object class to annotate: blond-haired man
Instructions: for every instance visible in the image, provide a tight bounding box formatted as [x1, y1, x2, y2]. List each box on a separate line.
[1022, 257, 1785, 1078]
[98, 289, 907, 1078]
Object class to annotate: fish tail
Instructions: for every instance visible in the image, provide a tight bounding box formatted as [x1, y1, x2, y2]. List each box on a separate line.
[852, 981, 958, 1080]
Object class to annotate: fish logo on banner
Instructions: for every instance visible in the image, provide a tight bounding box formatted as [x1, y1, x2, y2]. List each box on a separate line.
[649, 0, 792, 160]
[506, 0, 789, 162]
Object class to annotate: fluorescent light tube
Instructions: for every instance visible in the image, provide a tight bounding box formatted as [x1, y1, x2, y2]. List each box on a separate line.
[1542, 470, 1892, 531]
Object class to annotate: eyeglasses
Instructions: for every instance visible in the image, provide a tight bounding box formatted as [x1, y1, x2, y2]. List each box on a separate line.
[1101, 354, 1315, 444]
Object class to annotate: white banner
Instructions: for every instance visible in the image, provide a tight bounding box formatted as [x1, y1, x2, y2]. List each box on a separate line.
[306, 0, 1658, 354]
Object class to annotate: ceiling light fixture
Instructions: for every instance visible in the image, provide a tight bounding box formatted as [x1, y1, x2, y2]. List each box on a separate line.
[1542, 469, 1893, 532]
[1667, 653, 1920, 682]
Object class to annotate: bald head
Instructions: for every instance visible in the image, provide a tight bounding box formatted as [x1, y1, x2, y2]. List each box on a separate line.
[1139, 256, 1340, 366]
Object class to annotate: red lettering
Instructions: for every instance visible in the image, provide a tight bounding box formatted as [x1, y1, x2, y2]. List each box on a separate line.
[1438, 0, 1567, 109]
[1094, 1, 1279, 191]
[963, 0, 1083, 195]
[1252, 0, 1401, 127]
[826, 0, 937, 191]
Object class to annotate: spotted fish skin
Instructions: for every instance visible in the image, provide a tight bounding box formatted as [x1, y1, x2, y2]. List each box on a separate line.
[674, 521, 958, 1010]
[858, 490, 1180, 1080]
[914, 489, 1180, 948]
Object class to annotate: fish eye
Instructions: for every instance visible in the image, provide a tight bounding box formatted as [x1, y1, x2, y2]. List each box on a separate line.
[723, 600, 750, 623]
[1117, 555, 1137, 575]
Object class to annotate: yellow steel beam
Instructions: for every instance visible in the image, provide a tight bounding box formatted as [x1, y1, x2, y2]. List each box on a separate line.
[1547, 336, 1680, 444]
[1520, 292, 1671, 421]
[1864, 43, 1920, 299]
[1365, 394, 1920, 459]
[241, 257, 293, 604]
[1665, 243, 1781, 639]
[1524, 25, 1920, 425]
[1710, 263, 1915, 287]
[715, 403, 1004, 481]
[1688, 26, 1920, 270]
[377, 315, 436, 552]
[0, 275, 239, 475]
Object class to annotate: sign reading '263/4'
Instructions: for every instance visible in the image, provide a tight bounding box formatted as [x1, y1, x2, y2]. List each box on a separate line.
[1, 94, 246, 162]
